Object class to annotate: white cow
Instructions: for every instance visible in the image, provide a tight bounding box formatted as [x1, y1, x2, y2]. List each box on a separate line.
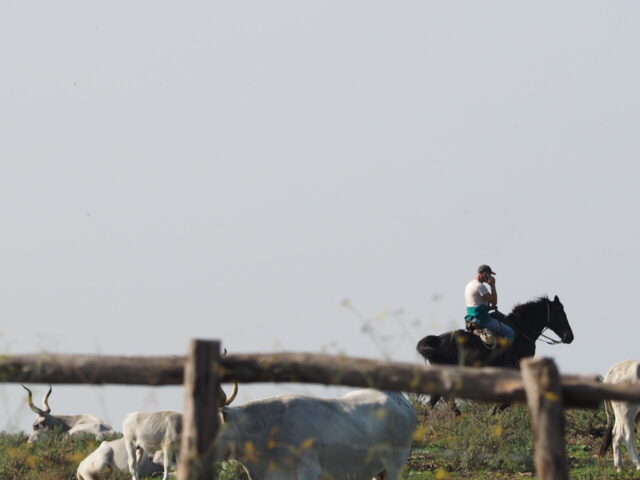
[76, 437, 165, 480]
[122, 382, 238, 480]
[214, 389, 417, 480]
[22, 384, 115, 443]
[600, 360, 640, 470]
[122, 411, 182, 480]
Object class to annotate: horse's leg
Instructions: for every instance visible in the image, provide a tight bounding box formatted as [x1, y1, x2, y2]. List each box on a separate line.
[421, 395, 440, 418]
[449, 398, 461, 416]
[424, 395, 460, 416]
[442, 397, 461, 416]
[491, 401, 511, 415]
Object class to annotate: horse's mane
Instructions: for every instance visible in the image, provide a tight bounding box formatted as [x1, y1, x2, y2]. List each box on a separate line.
[509, 296, 549, 318]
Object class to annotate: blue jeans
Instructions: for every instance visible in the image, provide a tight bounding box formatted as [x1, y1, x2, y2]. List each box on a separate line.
[484, 315, 515, 343]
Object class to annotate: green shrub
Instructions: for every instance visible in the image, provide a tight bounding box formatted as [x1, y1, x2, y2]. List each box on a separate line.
[566, 407, 607, 438]
[412, 399, 534, 474]
[216, 460, 250, 480]
[0, 430, 96, 480]
[0, 430, 131, 480]
[450, 402, 534, 472]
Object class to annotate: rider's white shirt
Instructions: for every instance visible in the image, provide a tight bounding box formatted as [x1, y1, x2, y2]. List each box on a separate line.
[465, 279, 491, 307]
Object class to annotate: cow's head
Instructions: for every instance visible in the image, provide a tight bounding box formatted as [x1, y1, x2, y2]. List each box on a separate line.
[22, 384, 69, 442]
[214, 382, 241, 462]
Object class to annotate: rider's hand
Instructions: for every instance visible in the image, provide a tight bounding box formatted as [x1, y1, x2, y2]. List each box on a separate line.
[487, 275, 496, 286]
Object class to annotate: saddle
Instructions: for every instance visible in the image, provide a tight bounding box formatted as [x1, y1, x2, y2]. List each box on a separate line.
[465, 320, 498, 349]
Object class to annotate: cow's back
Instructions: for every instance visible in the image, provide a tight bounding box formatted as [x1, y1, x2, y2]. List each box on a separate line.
[228, 389, 416, 479]
[77, 438, 164, 480]
[319, 389, 416, 477]
[76, 440, 116, 480]
[336, 389, 416, 440]
[604, 360, 640, 385]
[122, 411, 182, 451]
[107, 438, 165, 476]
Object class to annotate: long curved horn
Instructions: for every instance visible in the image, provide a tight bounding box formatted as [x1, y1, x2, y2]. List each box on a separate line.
[41, 384, 52, 413]
[21, 385, 45, 415]
[219, 348, 238, 405]
[225, 383, 238, 406]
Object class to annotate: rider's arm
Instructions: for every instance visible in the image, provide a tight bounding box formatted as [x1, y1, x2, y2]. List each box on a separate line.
[483, 276, 497, 308]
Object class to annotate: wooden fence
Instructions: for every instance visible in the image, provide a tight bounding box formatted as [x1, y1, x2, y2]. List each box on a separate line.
[3, 339, 640, 480]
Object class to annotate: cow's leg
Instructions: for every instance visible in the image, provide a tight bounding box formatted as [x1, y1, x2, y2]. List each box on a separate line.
[378, 443, 412, 480]
[295, 453, 322, 480]
[379, 467, 401, 480]
[162, 447, 174, 480]
[626, 434, 640, 470]
[376, 462, 404, 480]
[124, 440, 139, 480]
[613, 422, 624, 471]
[622, 419, 640, 470]
[173, 449, 180, 473]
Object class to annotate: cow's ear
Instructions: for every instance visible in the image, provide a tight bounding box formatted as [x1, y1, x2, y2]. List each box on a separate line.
[553, 295, 560, 303]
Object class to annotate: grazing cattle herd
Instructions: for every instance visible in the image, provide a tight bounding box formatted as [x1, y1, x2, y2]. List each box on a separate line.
[17, 355, 640, 476]
[19, 384, 417, 480]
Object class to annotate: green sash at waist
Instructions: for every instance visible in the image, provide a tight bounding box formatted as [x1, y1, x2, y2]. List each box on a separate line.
[465, 305, 491, 327]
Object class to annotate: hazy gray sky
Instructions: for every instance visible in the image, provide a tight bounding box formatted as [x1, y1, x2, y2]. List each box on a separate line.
[2, 2, 639, 433]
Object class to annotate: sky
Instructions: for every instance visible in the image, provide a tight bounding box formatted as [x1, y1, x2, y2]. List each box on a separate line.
[1, 1, 639, 434]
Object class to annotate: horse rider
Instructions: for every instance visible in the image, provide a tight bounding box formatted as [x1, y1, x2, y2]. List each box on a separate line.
[464, 265, 516, 365]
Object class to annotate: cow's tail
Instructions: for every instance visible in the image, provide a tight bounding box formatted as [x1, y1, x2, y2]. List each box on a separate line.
[599, 397, 614, 457]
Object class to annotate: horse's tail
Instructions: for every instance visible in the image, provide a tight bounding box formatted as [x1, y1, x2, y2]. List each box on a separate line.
[599, 397, 614, 457]
[416, 335, 442, 363]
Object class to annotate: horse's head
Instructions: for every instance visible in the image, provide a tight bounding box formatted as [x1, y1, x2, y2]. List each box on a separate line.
[548, 295, 574, 344]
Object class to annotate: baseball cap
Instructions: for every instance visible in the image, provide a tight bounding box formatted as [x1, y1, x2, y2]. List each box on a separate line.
[477, 264, 496, 275]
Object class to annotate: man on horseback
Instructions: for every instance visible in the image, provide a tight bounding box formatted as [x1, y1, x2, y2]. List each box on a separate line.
[464, 264, 515, 365]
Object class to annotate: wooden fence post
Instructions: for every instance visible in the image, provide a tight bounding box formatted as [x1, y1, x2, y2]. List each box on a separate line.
[521, 357, 568, 480]
[178, 339, 221, 480]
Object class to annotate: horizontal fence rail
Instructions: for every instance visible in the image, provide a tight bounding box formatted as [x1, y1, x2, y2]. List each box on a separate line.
[2, 352, 639, 408]
[4, 344, 640, 480]
[0, 354, 185, 385]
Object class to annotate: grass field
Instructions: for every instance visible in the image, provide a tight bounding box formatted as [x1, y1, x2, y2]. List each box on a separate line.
[0, 396, 635, 480]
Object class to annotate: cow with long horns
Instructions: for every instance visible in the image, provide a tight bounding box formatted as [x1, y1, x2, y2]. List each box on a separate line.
[22, 384, 115, 443]
[214, 389, 417, 480]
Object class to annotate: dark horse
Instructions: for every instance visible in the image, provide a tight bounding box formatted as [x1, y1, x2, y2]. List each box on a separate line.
[416, 295, 574, 413]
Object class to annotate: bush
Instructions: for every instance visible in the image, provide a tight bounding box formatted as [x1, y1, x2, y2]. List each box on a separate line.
[0, 429, 252, 480]
[216, 460, 250, 480]
[0, 430, 130, 480]
[412, 399, 535, 474]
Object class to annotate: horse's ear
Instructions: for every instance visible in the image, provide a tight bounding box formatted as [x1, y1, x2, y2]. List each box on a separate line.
[553, 295, 560, 303]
